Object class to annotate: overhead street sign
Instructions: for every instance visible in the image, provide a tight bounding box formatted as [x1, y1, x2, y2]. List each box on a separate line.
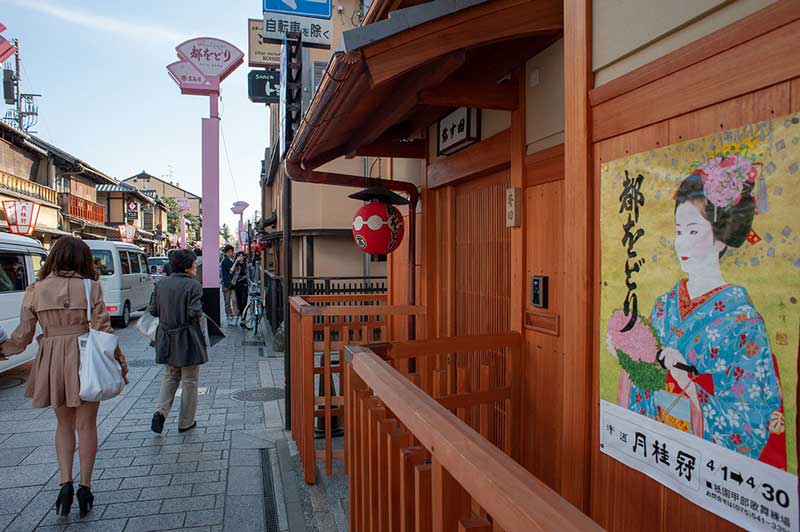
[263, 0, 332, 20]
[248, 69, 279, 104]
[263, 13, 331, 49]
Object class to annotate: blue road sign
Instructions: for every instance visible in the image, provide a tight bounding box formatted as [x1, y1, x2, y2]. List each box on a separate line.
[264, 0, 332, 20]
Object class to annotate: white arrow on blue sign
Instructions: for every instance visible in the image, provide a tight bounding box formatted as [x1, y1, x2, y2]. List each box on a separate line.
[263, 0, 332, 20]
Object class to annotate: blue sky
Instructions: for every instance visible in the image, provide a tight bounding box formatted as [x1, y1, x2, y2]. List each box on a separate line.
[0, 0, 269, 231]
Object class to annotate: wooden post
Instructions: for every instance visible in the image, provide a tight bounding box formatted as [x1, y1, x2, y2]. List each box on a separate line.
[302, 314, 315, 484]
[562, 0, 593, 510]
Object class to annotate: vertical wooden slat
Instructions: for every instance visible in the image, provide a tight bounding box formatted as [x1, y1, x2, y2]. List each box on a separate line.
[324, 325, 333, 475]
[367, 401, 386, 532]
[479, 364, 490, 439]
[414, 463, 432, 532]
[400, 447, 425, 532]
[431, 457, 471, 532]
[355, 389, 372, 532]
[378, 418, 398, 532]
[302, 314, 316, 484]
[387, 429, 414, 532]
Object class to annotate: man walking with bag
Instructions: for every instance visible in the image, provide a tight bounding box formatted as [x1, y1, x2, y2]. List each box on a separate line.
[149, 249, 207, 434]
[219, 245, 236, 325]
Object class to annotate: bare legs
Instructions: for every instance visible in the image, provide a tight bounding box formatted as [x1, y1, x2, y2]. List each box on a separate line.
[54, 407, 76, 484]
[53, 402, 100, 487]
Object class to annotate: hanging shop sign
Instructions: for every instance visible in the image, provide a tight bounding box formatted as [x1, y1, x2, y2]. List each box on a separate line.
[248, 18, 281, 68]
[2, 200, 40, 236]
[118, 224, 136, 243]
[599, 113, 800, 532]
[437, 107, 480, 156]
[126, 200, 139, 220]
[262, 13, 332, 49]
[248, 69, 279, 104]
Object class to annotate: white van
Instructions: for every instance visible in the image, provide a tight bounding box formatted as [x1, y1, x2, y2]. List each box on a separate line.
[0, 233, 46, 374]
[87, 241, 154, 327]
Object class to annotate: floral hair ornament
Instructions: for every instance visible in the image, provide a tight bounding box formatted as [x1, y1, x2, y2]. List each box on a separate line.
[693, 154, 762, 221]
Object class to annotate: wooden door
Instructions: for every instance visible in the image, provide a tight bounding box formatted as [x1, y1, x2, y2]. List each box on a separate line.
[453, 170, 512, 336]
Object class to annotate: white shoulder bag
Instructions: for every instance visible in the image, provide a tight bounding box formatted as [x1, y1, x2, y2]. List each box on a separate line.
[78, 279, 124, 402]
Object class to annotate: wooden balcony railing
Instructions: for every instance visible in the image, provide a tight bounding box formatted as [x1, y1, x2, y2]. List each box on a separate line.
[289, 294, 426, 483]
[0, 170, 57, 204]
[344, 346, 602, 532]
[59, 193, 106, 224]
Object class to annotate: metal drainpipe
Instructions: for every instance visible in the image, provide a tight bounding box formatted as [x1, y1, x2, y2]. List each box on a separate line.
[282, 168, 292, 431]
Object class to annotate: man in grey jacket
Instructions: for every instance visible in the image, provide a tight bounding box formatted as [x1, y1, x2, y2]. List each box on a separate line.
[149, 249, 208, 434]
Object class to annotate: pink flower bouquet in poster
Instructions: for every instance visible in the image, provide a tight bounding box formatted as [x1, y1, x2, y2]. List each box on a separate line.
[606, 310, 665, 406]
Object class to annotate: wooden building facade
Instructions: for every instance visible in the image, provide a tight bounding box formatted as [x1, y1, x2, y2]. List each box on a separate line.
[279, 0, 800, 529]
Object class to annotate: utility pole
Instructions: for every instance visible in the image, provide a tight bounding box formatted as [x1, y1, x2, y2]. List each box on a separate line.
[2, 37, 40, 133]
[13, 39, 21, 130]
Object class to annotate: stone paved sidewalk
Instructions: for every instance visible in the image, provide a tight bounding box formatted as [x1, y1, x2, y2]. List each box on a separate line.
[0, 316, 324, 532]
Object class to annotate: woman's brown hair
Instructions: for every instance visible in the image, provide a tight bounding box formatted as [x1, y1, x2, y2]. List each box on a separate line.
[39, 236, 98, 281]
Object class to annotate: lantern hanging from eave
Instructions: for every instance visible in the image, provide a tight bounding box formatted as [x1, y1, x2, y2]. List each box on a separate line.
[349, 186, 409, 255]
[2, 200, 41, 236]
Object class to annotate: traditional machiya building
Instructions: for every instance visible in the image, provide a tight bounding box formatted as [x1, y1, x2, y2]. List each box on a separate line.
[279, 0, 800, 531]
[124, 171, 202, 218]
[0, 121, 67, 247]
[26, 136, 120, 242]
[95, 182, 160, 254]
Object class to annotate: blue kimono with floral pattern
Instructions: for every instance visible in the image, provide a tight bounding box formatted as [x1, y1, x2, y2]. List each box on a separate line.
[627, 279, 785, 468]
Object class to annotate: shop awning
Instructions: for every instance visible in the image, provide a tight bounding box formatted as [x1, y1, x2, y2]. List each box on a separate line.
[286, 0, 563, 170]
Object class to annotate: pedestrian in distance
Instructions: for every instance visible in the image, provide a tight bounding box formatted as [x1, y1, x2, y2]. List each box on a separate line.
[0, 236, 129, 518]
[219, 244, 237, 325]
[230, 251, 249, 329]
[149, 249, 207, 435]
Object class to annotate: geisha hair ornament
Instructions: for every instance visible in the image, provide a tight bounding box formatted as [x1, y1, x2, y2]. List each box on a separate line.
[694, 154, 761, 222]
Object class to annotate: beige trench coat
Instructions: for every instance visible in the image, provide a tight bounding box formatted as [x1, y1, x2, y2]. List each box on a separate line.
[0, 272, 127, 408]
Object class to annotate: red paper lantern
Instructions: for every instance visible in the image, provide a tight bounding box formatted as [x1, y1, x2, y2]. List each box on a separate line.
[352, 201, 404, 254]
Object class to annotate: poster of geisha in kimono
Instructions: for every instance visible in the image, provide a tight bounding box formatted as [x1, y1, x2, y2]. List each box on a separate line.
[599, 113, 800, 532]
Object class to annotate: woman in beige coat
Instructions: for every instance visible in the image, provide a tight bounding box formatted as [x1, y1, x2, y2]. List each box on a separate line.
[0, 237, 128, 518]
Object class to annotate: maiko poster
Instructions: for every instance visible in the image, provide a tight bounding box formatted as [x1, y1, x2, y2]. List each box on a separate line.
[599, 114, 799, 532]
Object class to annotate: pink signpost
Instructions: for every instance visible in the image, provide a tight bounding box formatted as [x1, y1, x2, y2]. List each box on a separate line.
[231, 201, 249, 251]
[167, 37, 243, 323]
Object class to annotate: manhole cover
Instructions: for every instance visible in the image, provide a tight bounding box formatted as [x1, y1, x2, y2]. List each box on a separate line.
[232, 387, 284, 402]
[126, 359, 154, 367]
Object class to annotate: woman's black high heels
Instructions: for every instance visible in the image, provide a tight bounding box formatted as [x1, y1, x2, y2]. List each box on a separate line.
[76, 485, 94, 518]
[55, 482, 73, 516]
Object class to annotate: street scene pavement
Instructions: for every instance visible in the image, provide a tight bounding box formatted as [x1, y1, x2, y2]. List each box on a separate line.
[0, 318, 346, 532]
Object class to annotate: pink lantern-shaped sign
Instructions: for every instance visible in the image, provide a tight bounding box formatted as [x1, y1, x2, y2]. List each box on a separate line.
[118, 224, 136, 243]
[3, 200, 41, 236]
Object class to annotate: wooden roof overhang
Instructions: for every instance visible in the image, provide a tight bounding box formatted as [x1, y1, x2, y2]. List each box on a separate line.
[285, 0, 563, 173]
